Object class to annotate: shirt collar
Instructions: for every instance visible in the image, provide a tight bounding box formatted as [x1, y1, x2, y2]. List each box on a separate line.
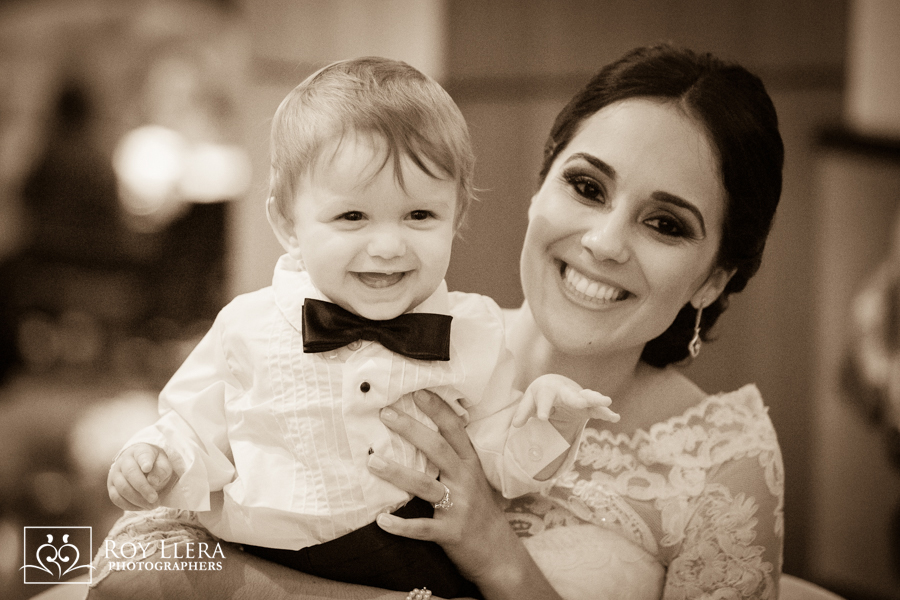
[272, 254, 451, 333]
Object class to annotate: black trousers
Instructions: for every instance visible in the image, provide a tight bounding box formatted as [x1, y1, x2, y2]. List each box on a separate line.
[242, 497, 482, 599]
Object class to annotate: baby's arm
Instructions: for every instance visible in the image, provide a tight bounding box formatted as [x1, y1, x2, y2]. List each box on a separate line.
[107, 304, 245, 512]
[512, 373, 620, 442]
[108, 443, 176, 511]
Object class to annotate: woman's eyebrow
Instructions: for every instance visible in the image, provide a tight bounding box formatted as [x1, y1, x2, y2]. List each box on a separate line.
[566, 152, 616, 179]
[652, 191, 707, 237]
[566, 151, 708, 237]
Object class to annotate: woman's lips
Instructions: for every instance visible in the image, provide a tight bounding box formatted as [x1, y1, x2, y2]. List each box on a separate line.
[562, 264, 629, 303]
[355, 271, 406, 288]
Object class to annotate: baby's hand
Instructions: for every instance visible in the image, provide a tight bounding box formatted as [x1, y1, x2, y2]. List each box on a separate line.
[512, 373, 620, 428]
[107, 443, 174, 511]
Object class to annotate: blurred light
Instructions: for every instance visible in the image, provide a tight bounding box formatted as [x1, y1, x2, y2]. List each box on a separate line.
[179, 142, 252, 202]
[112, 124, 186, 216]
[112, 124, 251, 231]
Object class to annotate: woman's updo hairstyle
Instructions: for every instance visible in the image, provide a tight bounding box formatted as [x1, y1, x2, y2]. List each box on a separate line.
[538, 44, 784, 367]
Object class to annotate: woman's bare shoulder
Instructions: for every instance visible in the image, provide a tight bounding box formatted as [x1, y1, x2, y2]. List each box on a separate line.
[605, 364, 709, 434]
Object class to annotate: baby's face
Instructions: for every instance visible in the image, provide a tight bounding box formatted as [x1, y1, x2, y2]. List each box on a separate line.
[284, 134, 457, 320]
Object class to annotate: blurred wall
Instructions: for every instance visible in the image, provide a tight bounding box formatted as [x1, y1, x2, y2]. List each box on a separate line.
[229, 0, 850, 587]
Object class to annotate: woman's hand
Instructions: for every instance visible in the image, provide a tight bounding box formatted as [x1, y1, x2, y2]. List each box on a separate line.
[367, 390, 562, 600]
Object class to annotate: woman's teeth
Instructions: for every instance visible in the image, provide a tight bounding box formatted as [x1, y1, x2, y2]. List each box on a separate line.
[564, 266, 627, 302]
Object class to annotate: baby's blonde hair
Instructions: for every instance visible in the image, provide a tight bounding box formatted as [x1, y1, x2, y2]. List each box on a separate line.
[269, 57, 475, 229]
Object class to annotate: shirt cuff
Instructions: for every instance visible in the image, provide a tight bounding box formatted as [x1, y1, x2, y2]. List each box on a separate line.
[117, 429, 211, 511]
[506, 417, 573, 479]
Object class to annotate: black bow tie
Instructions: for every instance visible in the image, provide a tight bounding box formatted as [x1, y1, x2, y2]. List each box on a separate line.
[302, 298, 452, 361]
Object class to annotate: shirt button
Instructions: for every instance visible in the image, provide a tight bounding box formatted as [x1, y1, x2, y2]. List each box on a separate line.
[347, 340, 361, 351]
[360, 381, 371, 393]
[327, 351, 339, 360]
[528, 446, 543, 462]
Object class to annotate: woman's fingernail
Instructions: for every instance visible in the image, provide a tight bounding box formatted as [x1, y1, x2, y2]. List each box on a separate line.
[376, 513, 395, 528]
[381, 407, 397, 421]
[368, 454, 387, 470]
[414, 389, 431, 403]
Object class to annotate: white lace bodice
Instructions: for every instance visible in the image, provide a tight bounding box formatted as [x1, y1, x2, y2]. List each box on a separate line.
[505, 384, 784, 600]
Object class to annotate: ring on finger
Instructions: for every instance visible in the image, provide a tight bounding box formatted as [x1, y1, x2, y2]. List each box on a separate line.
[407, 587, 432, 600]
[432, 482, 452, 510]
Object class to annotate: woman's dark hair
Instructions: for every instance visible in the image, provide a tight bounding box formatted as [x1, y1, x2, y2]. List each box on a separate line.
[538, 44, 784, 367]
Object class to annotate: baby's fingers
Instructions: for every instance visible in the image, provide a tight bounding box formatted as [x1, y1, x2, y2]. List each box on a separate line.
[532, 386, 562, 421]
[512, 389, 538, 428]
[108, 465, 156, 510]
[587, 405, 621, 422]
[133, 444, 159, 474]
[120, 456, 160, 505]
[108, 483, 148, 512]
[578, 389, 612, 407]
[146, 451, 174, 490]
[578, 390, 620, 422]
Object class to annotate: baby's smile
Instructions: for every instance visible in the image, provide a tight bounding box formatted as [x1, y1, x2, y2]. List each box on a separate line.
[354, 271, 408, 289]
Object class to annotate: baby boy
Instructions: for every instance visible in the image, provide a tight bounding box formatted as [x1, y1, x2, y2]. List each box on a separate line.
[107, 57, 617, 597]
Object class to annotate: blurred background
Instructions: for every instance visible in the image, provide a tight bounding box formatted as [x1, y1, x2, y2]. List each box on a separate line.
[0, 0, 898, 598]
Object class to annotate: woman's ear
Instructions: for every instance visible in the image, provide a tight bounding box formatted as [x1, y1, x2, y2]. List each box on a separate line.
[691, 266, 736, 309]
[266, 197, 302, 260]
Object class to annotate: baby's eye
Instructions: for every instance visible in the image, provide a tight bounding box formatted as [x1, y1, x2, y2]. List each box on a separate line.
[338, 211, 364, 221]
[408, 210, 434, 221]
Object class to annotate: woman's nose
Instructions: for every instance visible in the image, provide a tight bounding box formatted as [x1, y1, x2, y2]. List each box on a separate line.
[581, 214, 630, 263]
[366, 229, 406, 259]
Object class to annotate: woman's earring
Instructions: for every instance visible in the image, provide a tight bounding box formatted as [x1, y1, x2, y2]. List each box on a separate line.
[689, 306, 703, 358]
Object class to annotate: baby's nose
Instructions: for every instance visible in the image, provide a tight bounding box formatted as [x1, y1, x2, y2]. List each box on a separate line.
[366, 230, 406, 259]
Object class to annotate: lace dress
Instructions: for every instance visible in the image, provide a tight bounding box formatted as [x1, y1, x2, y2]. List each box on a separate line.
[504, 384, 784, 600]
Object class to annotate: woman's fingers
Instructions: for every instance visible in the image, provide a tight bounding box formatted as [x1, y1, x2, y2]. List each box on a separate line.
[380, 406, 457, 474]
[411, 390, 477, 461]
[366, 453, 447, 505]
[380, 390, 475, 473]
[375, 512, 457, 545]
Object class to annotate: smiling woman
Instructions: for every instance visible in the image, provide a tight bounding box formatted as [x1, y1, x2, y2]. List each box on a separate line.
[520, 99, 731, 365]
[367, 44, 786, 600]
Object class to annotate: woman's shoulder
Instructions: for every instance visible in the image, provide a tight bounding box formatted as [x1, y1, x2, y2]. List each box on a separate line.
[615, 365, 773, 442]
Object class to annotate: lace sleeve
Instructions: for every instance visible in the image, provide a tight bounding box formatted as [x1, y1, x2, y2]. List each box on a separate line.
[663, 444, 784, 599]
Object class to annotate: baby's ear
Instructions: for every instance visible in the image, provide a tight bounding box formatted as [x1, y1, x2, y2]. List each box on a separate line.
[266, 197, 302, 260]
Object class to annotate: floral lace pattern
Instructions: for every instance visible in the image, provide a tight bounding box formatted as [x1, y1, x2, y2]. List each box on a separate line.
[506, 384, 784, 600]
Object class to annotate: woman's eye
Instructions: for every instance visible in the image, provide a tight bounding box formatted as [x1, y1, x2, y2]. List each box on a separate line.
[646, 216, 687, 238]
[564, 172, 605, 203]
[339, 211, 364, 221]
[409, 210, 433, 221]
